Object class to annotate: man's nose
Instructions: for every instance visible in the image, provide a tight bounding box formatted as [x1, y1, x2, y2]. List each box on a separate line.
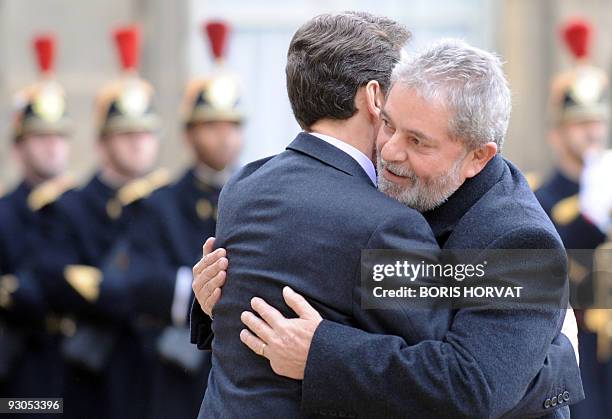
[380, 135, 407, 163]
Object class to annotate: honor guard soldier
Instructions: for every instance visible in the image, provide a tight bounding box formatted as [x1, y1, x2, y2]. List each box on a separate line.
[34, 25, 164, 419]
[0, 34, 72, 405]
[118, 20, 244, 419]
[534, 18, 612, 419]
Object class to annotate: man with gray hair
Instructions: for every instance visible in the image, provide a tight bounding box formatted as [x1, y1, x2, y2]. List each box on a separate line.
[377, 38, 512, 212]
[193, 26, 582, 418]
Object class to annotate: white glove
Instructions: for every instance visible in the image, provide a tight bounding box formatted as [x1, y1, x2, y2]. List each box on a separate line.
[171, 266, 194, 327]
[561, 308, 579, 365]
[579, 149, 612, 234]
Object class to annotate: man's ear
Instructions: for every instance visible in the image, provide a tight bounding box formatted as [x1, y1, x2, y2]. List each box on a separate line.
[365, 80, 383, 119]
[464, 142, 498, 179]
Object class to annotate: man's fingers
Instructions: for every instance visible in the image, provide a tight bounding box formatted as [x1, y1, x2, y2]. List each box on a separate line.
[251, 297, 286, 329]
[240, 329, 268, 358]
[202, 237, 216, 257]
[192, 257, 207, 278]
[241, 311, 276, 343]
[197, 270, 226, 316]
[203, 270, 226, 296]
[196, 268, 226, 296]
[204, 287, 222, 317]
[194, 248, 226, 276]
[282, 286, 321, 320]
[196, 256, 227, 289]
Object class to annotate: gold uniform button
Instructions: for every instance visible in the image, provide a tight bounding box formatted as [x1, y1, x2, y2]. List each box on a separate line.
[106, 198, 122, 219]
[196, 199, 213, 220]
[0, 292, 11, 309]
[0, 274, 19, 293]
[60, 318, 77, 337]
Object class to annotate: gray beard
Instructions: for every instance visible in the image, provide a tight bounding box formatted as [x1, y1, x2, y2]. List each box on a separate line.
[376, 153, 465, 212]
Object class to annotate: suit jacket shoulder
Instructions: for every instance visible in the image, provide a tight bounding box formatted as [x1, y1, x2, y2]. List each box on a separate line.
[448, 158, 563, 250]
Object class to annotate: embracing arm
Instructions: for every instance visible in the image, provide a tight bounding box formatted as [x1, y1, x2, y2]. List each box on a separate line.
[190, 229, 581, 418]
[190, 237, 227, 349]
[300, 226, 579, 419]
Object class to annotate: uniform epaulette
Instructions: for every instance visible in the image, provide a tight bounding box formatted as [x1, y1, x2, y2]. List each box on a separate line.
[551, 193, 580, 225]
[524, 172, 542, 192]
[147, 167, 171, 193]
[27, 173, 77, 211]
[117, 168, 171, 206]
[64, 265, 102, 302]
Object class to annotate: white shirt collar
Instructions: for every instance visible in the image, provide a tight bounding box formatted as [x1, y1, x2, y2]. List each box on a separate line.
[308, 132, 377, 186]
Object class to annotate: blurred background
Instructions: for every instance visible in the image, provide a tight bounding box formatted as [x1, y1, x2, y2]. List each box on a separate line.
[2, 2, 612, 418]
[1, 0, 611, 187]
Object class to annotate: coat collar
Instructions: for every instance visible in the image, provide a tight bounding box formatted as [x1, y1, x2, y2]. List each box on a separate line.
[286, 132, 375, 187]
[81, 173, 119, 219]
[423, 154, 506, 245]
[89, 173, 117, 199]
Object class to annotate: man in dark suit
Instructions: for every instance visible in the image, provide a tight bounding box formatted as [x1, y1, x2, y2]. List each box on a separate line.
[192, 17, 581, 419]
[193, 12, 447, 418]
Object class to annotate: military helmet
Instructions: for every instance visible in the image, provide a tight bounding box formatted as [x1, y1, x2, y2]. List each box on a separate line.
[95, 25, 159, 136]
[12, 34, 70, 142]
[550, 18, 609, 125]
[181, 20, 243, 127]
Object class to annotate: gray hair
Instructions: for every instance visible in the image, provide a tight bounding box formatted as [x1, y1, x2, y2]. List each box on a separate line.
[391, 39, 511, 151]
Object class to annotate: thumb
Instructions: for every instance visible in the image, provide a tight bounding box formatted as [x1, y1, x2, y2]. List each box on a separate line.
[283, 286, 320, 320]
[203, 236, 216, 257]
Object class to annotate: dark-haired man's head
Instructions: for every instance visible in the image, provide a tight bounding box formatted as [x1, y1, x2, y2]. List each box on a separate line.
[285, 12, 410, 156]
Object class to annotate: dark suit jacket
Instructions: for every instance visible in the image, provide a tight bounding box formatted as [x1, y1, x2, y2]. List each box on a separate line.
[300, 155, 583, 418]
[197, 133, 443, 418]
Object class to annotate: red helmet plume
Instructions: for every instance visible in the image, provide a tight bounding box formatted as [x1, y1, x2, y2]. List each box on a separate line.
[33, 34, 55, 74]
[561, 18, 592, 60]
[204, 20, 230, 61]
[113, 25, 140, 71]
